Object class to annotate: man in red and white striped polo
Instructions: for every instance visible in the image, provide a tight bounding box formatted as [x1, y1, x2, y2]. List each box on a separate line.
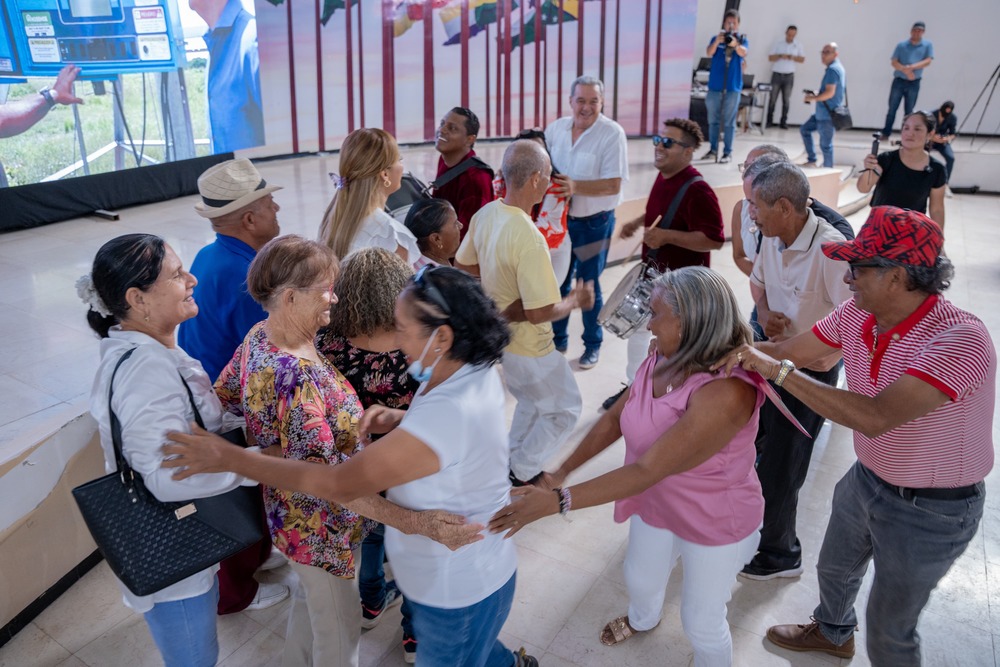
[721, 206, 994, 665]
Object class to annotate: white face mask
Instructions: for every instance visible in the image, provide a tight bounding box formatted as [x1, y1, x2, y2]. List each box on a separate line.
[406, 327, 441, 383]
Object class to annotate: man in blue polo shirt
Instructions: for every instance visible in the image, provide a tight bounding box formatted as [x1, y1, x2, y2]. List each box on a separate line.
[703, 9, 748, 164]
[880, 21, 934, 141]
[178, 158, 288, 614]
[800, 43, 846, 168]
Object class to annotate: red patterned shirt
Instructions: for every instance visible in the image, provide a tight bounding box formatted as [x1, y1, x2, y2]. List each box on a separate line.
[812, 295, 995, 487]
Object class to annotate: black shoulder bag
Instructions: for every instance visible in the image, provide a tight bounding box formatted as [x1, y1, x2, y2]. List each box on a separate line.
[822, 85, 853, 131]
[72, 348, 265, 597]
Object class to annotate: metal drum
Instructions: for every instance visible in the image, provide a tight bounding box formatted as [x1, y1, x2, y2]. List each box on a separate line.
[597, 263, 662, 338]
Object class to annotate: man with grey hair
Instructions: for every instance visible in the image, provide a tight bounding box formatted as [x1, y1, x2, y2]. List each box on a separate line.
[545, 75, 629, 370]
[457, 140, 594, 485]
[739, 161, 853, 581]
[177, 157, 289, 613]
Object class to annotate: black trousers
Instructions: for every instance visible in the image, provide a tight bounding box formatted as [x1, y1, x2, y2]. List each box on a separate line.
[768, 72, 795, 125]
[753, 362, 841, 569]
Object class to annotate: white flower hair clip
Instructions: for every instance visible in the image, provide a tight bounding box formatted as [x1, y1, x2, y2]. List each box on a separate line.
[75, 274, 113, 318]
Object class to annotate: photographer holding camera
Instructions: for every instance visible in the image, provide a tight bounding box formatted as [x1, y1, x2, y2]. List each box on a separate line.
[703, 9, 749, 164]
[799, 43, 845, 169]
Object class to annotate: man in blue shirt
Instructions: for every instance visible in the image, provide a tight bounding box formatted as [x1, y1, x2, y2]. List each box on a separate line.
[191, 0, 265, 153]
[800, 43, 845, 169]
[880, 22, 934, 141]
[704, 9, 748, 164]
[178, 157, 286, 614]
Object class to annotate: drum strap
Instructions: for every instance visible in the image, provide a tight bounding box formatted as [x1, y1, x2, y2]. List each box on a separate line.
[648, 174, 704, 264]
[656, 175, 704, 231]
[432, 156, 495, 191]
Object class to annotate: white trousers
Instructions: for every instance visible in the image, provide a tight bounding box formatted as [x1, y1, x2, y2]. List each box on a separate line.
[503, 349, 582, 481]
[625, 328, 653, 384]
[550, 234, 572, 287]
[283, 559, 361, 667]
[623, 516, 760, 667]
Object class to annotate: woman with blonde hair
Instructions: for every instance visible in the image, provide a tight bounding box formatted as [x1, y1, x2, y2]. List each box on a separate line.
[319, 128, 421, 266]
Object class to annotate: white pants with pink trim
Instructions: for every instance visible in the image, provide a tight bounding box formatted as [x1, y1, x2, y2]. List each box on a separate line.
[623, 515, 760, 667]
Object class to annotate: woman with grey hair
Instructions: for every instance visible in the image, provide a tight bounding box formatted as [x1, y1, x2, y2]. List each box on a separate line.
[489, 266, 765, 667]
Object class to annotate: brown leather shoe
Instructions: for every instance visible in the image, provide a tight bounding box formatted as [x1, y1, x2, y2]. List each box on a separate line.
[766, 620, 855, 658]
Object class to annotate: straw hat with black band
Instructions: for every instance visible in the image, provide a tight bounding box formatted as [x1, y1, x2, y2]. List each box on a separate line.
[194, 159, 283, 219]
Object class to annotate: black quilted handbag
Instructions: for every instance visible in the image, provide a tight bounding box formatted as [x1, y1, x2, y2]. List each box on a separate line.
[72, 347, 265, 597]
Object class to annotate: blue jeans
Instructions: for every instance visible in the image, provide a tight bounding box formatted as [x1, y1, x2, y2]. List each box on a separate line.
[359, 523, 414, 636]
[813, 462, 984, 665]
[705, 89, 740, 156]
[553, 210, 615, 352]
[143, 580, 219, 667]
[800, 115, 835, 167]
[882, 77, 921, 137]
[409, 573, 517, 667]
[930, 142, 954, 182]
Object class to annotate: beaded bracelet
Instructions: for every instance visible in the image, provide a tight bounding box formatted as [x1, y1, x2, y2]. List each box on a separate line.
[554, 487, 572, 515]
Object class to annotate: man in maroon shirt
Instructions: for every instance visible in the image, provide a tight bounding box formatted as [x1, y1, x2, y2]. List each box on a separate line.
[604, 118, 724, 408]
[433, 106, 495, 241]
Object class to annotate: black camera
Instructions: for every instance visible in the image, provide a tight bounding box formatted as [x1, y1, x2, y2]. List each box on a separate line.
[871, 133, 881, 156]
[803, 89, 816, 104]
[724, 31, 742, 46]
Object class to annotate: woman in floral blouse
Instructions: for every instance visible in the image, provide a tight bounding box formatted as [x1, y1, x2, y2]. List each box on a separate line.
[316, 247, 421, 662]
[213, 236, 480, 667]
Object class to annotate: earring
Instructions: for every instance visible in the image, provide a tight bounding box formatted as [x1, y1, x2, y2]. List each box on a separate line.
[437, 242, 443, 249]
[383, 176, 391, 187]
[144, 315, 150, 323]
[434, 348, 442, 353]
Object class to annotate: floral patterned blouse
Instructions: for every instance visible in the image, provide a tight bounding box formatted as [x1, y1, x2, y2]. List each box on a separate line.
[316, 331, 418, 412]
[216, 322, 374, 577]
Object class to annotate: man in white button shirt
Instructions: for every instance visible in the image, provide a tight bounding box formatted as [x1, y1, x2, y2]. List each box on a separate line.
[768, 25, 805, 129]
[741, 161, 852, 582]
[545, 75, 629, 370]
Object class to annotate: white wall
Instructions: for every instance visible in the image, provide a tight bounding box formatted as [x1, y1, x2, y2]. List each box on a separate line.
[694, 0, 1000, 134]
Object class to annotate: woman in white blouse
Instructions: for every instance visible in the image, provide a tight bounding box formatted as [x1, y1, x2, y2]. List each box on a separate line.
[319, 128, 421, 267]
[79, 233, 253, 667]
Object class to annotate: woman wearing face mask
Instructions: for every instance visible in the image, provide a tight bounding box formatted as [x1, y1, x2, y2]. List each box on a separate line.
[209, 237, 481, 667]
[929, 100, 957, 184]
[164, 266, 540, 667]
[858, 111, 947, 228]
[319, 127, 421, 267]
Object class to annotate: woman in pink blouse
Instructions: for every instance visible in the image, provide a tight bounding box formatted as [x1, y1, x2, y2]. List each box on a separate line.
[213, 236, 478, 667]
[489, 266, 765, 667]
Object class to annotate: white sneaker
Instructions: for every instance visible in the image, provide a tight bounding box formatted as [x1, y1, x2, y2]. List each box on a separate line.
[259, 548, 287, 571]
[246, 582, 290, 610]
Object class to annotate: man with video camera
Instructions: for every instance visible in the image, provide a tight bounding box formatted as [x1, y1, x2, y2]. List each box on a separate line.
[800, 43, 845, 168]
[703, 9, 748, 164]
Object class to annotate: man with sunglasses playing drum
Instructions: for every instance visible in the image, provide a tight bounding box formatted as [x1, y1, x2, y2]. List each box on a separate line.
[603, 119, 723, 409]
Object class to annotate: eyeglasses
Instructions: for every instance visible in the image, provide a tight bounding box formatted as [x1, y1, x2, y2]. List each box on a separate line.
[848, 262, 883, 279]
[652, 135, 690, 149]
[414, 265, 451, 316]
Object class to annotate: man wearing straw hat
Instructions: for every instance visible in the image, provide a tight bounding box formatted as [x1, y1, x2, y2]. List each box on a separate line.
[178, 158, 289, 614]
[601, 118, 723, 410]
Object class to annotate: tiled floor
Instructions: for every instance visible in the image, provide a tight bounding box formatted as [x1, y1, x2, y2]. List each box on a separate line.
[2, 130, 999, 666]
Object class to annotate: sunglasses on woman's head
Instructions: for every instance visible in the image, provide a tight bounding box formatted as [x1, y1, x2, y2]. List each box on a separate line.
[414, 265, 452, 316]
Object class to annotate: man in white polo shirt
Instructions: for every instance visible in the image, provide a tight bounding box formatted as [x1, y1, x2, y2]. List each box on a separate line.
[545, 75, 629, 369]
[740, 161, 852, 583]
[767, 25, 805, 129]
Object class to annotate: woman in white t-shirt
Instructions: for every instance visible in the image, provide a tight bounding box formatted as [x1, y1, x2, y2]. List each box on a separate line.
[319, 128, 421, 267]
[164, 267, 539, 667]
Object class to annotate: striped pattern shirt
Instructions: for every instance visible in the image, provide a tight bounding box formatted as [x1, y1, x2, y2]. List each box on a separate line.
[813, 295, 995, 487]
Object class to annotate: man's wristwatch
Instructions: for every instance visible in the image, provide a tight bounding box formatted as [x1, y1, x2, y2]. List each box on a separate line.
[774, 359, 795, 387]
[39, 87, 56, 108]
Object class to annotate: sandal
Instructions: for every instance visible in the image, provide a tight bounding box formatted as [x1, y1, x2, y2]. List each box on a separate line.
[600, 616, 639, 646]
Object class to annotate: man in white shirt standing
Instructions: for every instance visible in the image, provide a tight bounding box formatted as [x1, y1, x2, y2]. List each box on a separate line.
[545, 75, 629, 370]
[768, 25, 805, 130]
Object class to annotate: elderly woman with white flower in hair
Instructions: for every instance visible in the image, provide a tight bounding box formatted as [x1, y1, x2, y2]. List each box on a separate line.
[78, 233, 252, 667]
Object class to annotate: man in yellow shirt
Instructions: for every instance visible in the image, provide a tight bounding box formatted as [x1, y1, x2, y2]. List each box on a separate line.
[457, 140, 594, 484]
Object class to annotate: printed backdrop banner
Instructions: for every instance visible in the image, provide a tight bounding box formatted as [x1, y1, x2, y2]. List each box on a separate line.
[254, 0, 696, 155]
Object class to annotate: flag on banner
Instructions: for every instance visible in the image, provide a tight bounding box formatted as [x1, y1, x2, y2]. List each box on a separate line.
[320, 0, 360, 26]
[393, 0, 452, 38]
[440, 0, 488, 45]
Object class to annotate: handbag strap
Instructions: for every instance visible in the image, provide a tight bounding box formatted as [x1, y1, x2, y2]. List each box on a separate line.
[177, 373, 208, 431]
[107, 347, 138, 474]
